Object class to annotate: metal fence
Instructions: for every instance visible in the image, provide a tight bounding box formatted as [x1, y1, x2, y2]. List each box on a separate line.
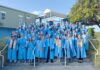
[0, 39, 100, 68]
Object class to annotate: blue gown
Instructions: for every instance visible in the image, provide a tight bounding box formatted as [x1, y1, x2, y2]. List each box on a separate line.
[64, 38, 76, 58]
[49, 37, 55, 60]
[36, 39, 45, 58]
[54, 39, 63, 58]
[18, 38, 27, 60]
[76, 39, 86, 58]
[70, 38, 76, 57]
[7, 39, 18, 61]
[27, 41, 35, 60]
[44, 38, 49, 59]
[61, 35, 65, 48]
[61, 35, 66, 57]
[72, 36, 77, 51]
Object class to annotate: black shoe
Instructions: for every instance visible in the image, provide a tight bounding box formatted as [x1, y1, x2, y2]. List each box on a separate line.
[46, 61, 49, 63]
[78, 60, 83, 63]
[51, 60, 53, 63]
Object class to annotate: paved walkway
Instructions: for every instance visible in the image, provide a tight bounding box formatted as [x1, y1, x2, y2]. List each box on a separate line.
[1, 62, 99, 70]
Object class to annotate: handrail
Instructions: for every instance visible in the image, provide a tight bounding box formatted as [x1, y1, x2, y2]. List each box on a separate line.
[1, 45, 7, 52]
[0, 45, 7, 68]
[64, 48, 66, 67]
[89, 39, 100, 64]
[32, 47, 36, 67]
[89, 40, 98, 55]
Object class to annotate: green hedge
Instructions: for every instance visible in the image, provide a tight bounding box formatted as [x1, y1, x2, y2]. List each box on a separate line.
[0, 37, 9, 68]
[0, 37, 9, 50]
[88, 28, 95, 38]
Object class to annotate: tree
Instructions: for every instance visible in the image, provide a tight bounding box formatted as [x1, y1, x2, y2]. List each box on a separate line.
[68, 0, 100, 27]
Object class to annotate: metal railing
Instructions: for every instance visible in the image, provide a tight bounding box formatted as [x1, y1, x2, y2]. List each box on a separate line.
[33, 47, 36, 67]
[0, 39, 99, 68]
[0, 45, 7, 68]
[0, 45, 36, 68]
[89, 39, 100, 64]
[64, 48, 67, 67]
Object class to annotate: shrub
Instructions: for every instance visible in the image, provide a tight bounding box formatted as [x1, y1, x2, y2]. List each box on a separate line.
[88, 27, 95, 38]
[0, 37, 9, 50]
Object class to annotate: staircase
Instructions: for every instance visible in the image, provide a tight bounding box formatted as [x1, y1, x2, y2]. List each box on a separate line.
[0, 39, 100, 70]
[1, 61, 99, 70]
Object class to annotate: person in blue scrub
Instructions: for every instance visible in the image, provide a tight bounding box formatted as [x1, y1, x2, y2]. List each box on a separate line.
[27, 37, 35, 63]
[18, 34, 27, 62]
[7, 34, 18, 63]
[77, 34, 87, 63]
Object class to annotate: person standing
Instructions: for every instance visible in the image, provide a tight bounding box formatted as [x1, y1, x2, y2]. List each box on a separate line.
[55, 36, 62, 62]
[64, 33, 76, 62]
[27, 37, 35, 63]
[18, 34, 27, 62]
[77, 34, 87, 63]
[7, 34, 18, 63]
[49, 35, 55, 63]
[44, 33, 50, 62]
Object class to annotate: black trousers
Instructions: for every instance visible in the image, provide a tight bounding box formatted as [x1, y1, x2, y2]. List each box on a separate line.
[46, 47, 53, 63]
[46, 47, 50, 62]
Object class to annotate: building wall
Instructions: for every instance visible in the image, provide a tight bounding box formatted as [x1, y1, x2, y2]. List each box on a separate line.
[0, 27, 16, 39]
[0, 6, 38, 28]
[0, 5, 38, 38]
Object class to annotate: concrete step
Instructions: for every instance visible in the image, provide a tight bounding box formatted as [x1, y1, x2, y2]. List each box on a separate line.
[2, 61, 99, 70]
[4, 58, 91, 66]
[5, 61, 92, 67]
[2, 62, 97, 70]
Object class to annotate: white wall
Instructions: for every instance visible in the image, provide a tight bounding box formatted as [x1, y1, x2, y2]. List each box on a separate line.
[86, 25, 100, 32]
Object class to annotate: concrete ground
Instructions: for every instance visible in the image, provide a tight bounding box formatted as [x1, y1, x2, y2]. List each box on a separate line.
[1, 61, 100, 70]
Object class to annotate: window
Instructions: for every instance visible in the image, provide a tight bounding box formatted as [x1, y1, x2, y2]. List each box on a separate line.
[0, 11, 6, 20]
[1, 13, 5, 20]
[18, 15, 23, 26]
[26, 16, 31, 24]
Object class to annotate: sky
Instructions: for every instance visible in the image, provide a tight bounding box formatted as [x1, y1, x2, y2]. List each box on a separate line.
[0, 0, 76, 15]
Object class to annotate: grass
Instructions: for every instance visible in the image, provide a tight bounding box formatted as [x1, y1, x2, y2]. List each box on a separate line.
[91, 32, 100, 49]
[95, 32, 100, 39]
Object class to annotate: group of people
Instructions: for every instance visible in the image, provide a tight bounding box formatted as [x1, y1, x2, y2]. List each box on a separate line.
[7, 21, 89, 64]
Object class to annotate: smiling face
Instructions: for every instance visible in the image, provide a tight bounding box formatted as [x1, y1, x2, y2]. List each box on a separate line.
[11, 36, 15, 40]
[78, 35, 81, 39]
